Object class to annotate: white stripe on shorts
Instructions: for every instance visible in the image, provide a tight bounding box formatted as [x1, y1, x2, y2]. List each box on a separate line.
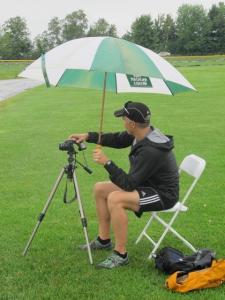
[140, 195, 161, 205]
[140, 195, 159, 201]
[140, 199, 161, 205]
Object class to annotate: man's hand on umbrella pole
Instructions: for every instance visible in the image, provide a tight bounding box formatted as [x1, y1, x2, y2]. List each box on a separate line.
[69, 133, 88, 143]
[93, 148, 109, 165]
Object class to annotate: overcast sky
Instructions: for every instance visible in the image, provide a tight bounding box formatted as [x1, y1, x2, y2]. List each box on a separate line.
[0, 0, 222, 38]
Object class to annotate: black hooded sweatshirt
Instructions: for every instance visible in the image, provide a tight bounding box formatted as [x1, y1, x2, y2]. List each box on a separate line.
[87, 127, 179, 209]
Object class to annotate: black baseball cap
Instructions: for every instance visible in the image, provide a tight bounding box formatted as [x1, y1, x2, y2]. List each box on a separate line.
[114, 101, 151, 123]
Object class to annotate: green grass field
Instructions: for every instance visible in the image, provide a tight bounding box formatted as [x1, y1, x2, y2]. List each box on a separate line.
[0, 61, 30, 79]
[0, 60, 225, 299]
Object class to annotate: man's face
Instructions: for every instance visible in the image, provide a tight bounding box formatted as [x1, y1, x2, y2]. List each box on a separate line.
[122, 116, 135, 134]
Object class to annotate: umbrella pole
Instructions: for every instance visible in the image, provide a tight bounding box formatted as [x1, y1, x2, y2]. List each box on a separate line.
[41, 54, 50, 88]
[97, 72, 107, 145]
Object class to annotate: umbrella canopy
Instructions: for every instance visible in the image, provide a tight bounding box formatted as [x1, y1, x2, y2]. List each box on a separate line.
[20, 37, 196, 144]
[19, 37, 196, 95]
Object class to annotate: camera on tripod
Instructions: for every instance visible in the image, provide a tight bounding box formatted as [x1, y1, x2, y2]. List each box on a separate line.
[59, 139, 86, 152]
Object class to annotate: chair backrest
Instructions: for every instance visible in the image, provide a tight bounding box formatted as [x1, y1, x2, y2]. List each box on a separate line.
[179, 154, 206, 179]
[179, 154, 206, 205]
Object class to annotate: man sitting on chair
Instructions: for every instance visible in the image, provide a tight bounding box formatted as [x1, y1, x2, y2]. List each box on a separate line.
[69, 101, 179, 269]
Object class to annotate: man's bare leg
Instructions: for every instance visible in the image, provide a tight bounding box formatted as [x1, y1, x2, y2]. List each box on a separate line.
[107, 190, 140, 254]
[94, 182, 121, 239]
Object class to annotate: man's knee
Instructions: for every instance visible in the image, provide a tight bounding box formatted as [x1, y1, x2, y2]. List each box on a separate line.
[93, 182, 110, 199]
[94, 182, 104, 196]
[107, 191, 123, 211]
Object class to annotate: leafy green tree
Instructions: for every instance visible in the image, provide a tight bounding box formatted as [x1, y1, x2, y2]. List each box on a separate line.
[87, 18, 117, 37]
[128, 15, 156, 49]
[162, 14, 177, 53]
[32, 17, 63, 58]
[32, 31, 51, 58]
[122, 31, 132, 42]
[208, 2, 225, 53]
[0, 16, 32, 59]
[47, 17, 63, 48]
[176, 4, 210, 55]
[107, 24, 117, 38]
[0, 25, 3, 58]
[153, 14, 177, 54]
[153, 15, 163, 52]
[62, 10, 88, 42]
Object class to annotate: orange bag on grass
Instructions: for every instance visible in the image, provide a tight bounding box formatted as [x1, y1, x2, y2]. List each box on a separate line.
[166, 259, 225, 293]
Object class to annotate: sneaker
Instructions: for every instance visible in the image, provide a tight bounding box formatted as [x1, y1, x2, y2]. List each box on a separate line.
[79, 238, 112, 250]
[96, 252, 129, 269]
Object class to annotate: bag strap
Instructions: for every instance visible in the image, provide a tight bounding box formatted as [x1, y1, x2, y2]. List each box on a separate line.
[63, 179, 76, 204]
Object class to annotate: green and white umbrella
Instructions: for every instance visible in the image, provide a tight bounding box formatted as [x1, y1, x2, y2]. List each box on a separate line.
[20, 36, 195, 94]
[20, 36, 196, 141]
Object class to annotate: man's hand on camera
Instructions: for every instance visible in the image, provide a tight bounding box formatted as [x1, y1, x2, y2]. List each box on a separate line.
[93, 148, 109, 165]
[69, 133, 88, 143]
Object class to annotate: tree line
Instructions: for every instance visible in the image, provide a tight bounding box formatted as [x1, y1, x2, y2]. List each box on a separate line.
[0, 2, 225, 59]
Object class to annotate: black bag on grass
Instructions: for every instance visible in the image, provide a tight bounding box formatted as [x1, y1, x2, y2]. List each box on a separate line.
[155, 247, 216, 275]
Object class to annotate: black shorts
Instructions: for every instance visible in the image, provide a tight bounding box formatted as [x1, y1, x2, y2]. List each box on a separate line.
[135, 187, 165, 218]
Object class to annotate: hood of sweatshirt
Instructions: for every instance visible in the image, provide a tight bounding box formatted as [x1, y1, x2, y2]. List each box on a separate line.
[132, 127, 174, 152]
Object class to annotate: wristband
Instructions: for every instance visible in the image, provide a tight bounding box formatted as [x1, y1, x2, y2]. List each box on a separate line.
[105, 160, 112, 166]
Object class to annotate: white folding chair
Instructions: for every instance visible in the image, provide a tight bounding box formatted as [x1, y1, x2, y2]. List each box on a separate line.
[135, 154, 206, 259]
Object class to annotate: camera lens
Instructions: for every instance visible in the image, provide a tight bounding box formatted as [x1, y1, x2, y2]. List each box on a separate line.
[59, 140, 74, 151]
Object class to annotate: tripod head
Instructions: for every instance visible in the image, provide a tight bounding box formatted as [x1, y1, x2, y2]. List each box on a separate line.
[59, 139, 92, 174]
[59, 140, 92, 177]
[66, 150, 75, 180]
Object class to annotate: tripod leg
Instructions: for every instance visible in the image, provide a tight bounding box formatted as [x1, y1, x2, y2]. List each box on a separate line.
[22, 168, 65, 256]
[73, 170, 93, 265]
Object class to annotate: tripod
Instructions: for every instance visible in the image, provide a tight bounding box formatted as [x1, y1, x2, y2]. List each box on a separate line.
[22, 147, 93, 264]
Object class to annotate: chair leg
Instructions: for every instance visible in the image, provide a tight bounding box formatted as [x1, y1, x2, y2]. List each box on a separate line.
[148, 226, 171, 259]
[154, 214, 196, 252]
[135, 214, 155, 244]
[148, 214, 196, 259]
[136, 210, 197, 259]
